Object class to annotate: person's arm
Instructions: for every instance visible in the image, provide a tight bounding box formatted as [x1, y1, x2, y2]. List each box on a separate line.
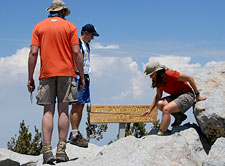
[178, 73, 207, 102]
[142, 88, 163, 116]
[71, 45, 85, 91]
[27, 46, 38, 93]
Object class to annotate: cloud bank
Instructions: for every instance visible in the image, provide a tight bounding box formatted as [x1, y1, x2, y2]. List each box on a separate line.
[0, 45, 223, 102]
[0, 47, 40, 83]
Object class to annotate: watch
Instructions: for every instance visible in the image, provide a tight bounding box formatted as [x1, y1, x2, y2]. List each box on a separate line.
[195, 91, 200, 96]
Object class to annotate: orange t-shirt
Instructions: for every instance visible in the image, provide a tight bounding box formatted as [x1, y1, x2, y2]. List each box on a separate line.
[31, 17, 79, 79]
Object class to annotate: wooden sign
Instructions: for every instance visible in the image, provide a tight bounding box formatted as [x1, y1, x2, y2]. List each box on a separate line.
[90, 105, 157, 124]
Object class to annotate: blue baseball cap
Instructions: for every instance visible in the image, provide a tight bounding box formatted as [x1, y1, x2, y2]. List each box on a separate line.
[82, 24, 99, 36]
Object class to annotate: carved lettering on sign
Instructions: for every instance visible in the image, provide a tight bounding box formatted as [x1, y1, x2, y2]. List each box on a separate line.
[90, 105, 157, 123]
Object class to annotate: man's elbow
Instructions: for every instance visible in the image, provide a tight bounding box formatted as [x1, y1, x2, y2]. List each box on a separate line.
[72, 45, 81, 58]
[29, 46, 38, 57]
[73, 49, 80, 57]
[29, 51, 38, 58]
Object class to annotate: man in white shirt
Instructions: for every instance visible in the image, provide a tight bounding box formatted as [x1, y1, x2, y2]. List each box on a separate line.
[69, 24, 99, 147]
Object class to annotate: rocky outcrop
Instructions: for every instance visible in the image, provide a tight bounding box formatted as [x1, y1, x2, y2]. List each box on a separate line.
[193, 63, 225, 142]
[202, 137, 225, 166]
[0, 148, 41, 166]
[0, 125, 224, 166]
[84, 126, 207, 166]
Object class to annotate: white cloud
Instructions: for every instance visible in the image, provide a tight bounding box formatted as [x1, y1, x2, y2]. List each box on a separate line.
[92, 43, 120, 50]
[205, 61, 225, 68]
[0, 47, 40, 83]
[145, 55, 201, 75]
[0, 48, 28, 81]
[91, 55, 118, 77]
[127, 60, 145, 99]
[91, 56, 148, 103]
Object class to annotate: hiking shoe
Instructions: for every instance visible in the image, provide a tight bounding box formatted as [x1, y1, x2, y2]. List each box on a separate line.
[56, 141, 69, 163]
[69, 131, 88, 148]
[42, 144, 55, 164]
[157, 129, 165, 136]
[171, 112, 187, 127]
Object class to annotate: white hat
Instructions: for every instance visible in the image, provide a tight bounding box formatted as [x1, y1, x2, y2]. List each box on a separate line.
[144, 61, 166, 76]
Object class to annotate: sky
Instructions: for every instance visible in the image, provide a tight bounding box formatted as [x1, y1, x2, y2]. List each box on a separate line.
[0, 0, 225, 148]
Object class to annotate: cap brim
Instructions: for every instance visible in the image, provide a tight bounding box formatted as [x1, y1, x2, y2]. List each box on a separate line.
[155, 67, 165, 72]
[91, 32, 99, 36]
[144, 67, 165, 76]
[144, 71, 154, 77]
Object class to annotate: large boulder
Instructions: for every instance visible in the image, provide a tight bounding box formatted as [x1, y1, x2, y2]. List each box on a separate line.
[202, 137, 225, 166]
[193, 62, 225, 142]
[81, 127, 207, 166]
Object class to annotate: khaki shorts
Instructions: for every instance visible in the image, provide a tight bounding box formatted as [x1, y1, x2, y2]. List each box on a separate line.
[36, 76, 77, 105]
[162, 92, 195, 113]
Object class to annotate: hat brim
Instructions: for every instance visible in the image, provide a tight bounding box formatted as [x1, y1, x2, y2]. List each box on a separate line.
[144, 67, 164, 77]
[64, 8, 70, 16]
[46, 7, 70, 16]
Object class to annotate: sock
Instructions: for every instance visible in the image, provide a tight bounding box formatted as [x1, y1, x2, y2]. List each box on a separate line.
[72, 129, 78, 135]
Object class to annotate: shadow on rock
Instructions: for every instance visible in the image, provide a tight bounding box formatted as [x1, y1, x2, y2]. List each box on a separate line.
[148, 122, 212, 154]
[0, 159, 20, 166]
[69, 157, 78, 161]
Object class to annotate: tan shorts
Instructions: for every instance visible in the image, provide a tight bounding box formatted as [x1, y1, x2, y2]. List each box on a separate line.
[36, 76, 77, 105]
[162, 92, 195, 113]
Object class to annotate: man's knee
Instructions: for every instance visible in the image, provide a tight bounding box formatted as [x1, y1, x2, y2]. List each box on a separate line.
[71, 104, 84, 113]
[44, 104, 55, 114]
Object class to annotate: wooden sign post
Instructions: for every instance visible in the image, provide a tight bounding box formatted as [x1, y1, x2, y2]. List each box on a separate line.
[90, 105, 158, 138]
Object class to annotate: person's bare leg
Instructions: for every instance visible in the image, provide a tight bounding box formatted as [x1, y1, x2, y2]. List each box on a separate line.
[42, 104, 56, 164]
[56, 102, 69, 162]
[42, 104, 55, 144]
[161, 112, 171, 131]
[70, 104, 84, 130]
[58, 102, 69, 142]
[157, 100, 168, 111]
[69, 103, 88, 147]
[160, 101, 180, 132]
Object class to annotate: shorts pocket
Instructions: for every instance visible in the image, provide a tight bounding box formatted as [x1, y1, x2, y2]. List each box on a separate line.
[71, 79, 77, 100]
[36, 85, 43, 100]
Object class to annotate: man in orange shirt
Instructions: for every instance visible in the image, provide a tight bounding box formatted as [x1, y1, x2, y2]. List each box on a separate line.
[27, 0, 84, 164]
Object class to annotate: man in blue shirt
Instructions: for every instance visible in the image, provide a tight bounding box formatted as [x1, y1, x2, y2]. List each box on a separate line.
[69, 24, 99, 147]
